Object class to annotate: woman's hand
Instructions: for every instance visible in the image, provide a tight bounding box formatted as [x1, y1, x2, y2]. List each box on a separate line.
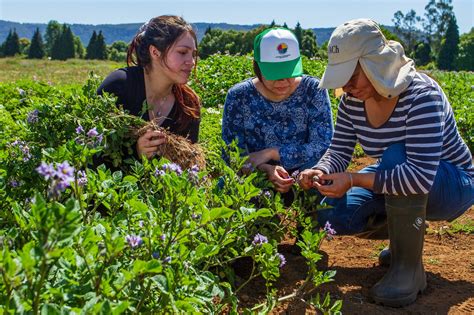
[259, 164, 294, 193]
[298, 169, 325, 190]
[248, 148, 279, 168]
[313, 172, 353, 198]
[136, 129, 166, 159]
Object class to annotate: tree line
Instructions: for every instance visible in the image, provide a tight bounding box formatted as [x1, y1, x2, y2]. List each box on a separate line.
[0, 21, 127, 62]
[199, 21, 320, 59]
[200, 0, 472, 71]
[1, 0, 472, 71]
[392, 0, 472, 70]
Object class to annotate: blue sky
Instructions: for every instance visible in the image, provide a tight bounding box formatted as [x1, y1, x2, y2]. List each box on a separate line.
[1, 0, 472, 33]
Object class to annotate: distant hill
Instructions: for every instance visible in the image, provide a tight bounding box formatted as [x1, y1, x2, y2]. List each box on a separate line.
[0, 20, 334, 46]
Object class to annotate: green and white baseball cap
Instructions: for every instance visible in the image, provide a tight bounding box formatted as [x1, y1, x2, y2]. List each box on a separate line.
[254, 28, 303, 81]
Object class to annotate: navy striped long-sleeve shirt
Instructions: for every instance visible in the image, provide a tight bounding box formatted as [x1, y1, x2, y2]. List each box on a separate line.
[315, 72, 474, 196]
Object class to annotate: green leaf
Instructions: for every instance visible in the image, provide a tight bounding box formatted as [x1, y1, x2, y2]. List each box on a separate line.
[143, 260, 163, 274]
[111, 301, 130, 315]
[41, 303, 61, 315]
[154, 275, 169, 294]
[209, 207, 235, 221]
[123, 175, 138, 184]
[243, 208, 272, 222]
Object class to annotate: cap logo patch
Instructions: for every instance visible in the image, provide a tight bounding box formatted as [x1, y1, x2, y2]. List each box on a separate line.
[277, 43, 288, 54]
[328, 45, 340, 54]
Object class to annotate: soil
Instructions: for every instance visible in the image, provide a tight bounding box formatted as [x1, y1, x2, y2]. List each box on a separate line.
[237, 157, 474, 314]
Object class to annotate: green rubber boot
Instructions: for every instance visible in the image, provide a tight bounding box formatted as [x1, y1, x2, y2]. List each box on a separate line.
[370, 194, 428, 307]
[378, 221, 430, 267]
[378, 247, 391, 267]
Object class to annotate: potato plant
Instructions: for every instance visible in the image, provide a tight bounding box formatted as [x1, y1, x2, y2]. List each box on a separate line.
[1, 55, 471, 313]
[0, 74, 339, 313]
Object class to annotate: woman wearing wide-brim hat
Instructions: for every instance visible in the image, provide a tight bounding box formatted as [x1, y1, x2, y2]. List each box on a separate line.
[298, 18, 473, 307]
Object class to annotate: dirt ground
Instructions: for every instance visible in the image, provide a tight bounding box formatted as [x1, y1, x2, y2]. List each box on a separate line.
[238, 158, 474, 314]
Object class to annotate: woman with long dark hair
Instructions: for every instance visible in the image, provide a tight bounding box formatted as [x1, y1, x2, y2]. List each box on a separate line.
[98, 15, 200, 160]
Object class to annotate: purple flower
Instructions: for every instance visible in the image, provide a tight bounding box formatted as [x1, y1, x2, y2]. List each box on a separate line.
[291, 170, 300, 178]
[160, 234, 166, 241]
[242, 161, 254, 172]
[191, 213, 201, 220]
[53, 180, 70, 195]
[95, 133, 103, 145]
[188, 164, 199, 180]
[87, 127, 98, 138]
[252, 233, 268, 246]
[162, 163, 182, 175]
[154, 168, 166, 177]
[277, 253, 286, 268]
[27, 109, 39, 123]
[36, 162, 55, 180]
[9, 179, 20, 187]
[76, 125, 84, 134]
[291, 170, 300, 183]
[260, 190, 272, 198]
[17, 88, 26, 97]
[125, 235, 143, 249]
[77, 170, 87, 187]
[10, 140, 32, 161]
[11, 140, 20, 146]
[138, 220, 144, 228]
[152, 251, 160, 259]
[163, 256, 172, 263]
[76, 127, 103, 148]
[37, 161, 76, 197]
[56, 161, 75, 182]
[324, 221, 336, 236]
[20, 145, 32, 161]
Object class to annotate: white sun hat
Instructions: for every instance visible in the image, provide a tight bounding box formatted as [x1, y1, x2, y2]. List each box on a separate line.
[319, 18, 416, 98]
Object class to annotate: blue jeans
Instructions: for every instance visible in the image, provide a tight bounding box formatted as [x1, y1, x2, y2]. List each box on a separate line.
[317, 143, 474, 235]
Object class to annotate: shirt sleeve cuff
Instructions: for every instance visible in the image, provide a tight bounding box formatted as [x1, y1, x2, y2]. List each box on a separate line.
[373, 170, 385, 194]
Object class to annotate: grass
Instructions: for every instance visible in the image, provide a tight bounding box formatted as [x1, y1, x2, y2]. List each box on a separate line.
[0, 57, 123, 85]
[370, 242, 388, 259]
[448, 217, 474, 234]
[426, 258, 441, 265]
[427, 217, 474, 237]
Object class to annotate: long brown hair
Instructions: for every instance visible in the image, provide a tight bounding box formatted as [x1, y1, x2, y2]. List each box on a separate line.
[253, 60, 264, 81]
[127, 15, 200, 129]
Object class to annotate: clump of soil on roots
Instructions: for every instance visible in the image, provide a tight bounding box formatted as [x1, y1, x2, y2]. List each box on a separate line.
[134, 120, 206, 170]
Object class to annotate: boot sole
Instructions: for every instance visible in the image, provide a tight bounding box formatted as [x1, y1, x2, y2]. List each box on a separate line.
[373, 282, 427, 308]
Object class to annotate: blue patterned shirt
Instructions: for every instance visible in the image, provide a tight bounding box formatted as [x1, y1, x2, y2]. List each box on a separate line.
[222, 75, 334, 170]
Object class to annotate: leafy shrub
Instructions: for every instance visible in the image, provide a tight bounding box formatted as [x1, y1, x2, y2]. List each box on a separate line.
[0, 73, 339, 313]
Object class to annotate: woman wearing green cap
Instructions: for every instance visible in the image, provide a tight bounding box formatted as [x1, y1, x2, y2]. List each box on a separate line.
[222, 27, 333, 196]
[298, 18, 473, 307]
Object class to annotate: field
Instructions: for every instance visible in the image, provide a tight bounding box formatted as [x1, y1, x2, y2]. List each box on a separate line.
[0, 57, 473, 313]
